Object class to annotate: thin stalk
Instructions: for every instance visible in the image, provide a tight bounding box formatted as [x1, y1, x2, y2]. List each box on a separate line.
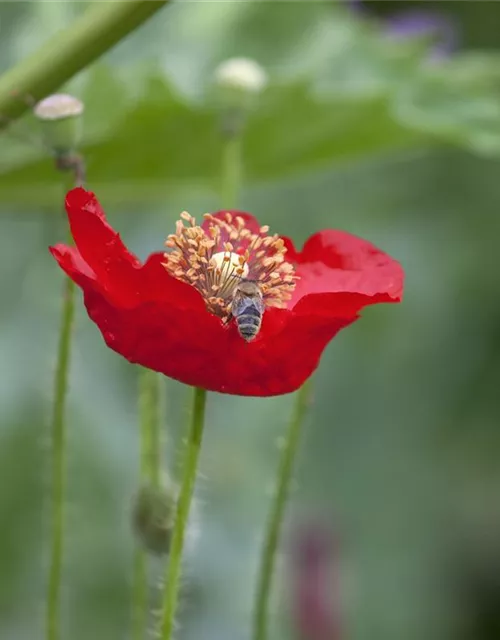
[149, 374, 163, 489]
[159, 387, 207, 640]
[221, 134, 242, 209]
[132, 549, 148, 640]
[139, 369, 163, 488]
[46, 275, 75, 640]
[0, 0, 169, 124]
[253, 380, 313, 640]
[46, 168, 83, 640]
[133, 369, 164, 640]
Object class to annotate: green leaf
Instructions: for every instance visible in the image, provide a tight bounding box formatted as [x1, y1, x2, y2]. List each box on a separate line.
[0, 66, 418, 208]
[245, 84, 417, 178]
[4, 2, 500, 210]
[393, 54, 500, 155]
[309, 15, 429, 100]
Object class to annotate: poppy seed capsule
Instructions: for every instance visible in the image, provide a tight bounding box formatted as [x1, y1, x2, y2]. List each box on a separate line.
[132, 484, 177, 555]
[33, 93, 84, 155]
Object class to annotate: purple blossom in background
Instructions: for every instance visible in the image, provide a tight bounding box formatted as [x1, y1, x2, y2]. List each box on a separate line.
[346, 1, 459, 59]
[384, 9, 458, 58]
[291, 523, 342, 640]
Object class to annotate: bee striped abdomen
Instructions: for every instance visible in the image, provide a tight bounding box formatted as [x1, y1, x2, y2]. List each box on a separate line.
[231, 279, 265, 342]
[236, 305, 262, 341]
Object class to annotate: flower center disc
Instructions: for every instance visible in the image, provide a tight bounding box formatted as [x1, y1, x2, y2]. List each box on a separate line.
[164, 211, 297, 321]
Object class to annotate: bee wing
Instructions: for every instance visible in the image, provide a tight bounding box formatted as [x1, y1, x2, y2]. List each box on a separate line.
[255, 296, 266, 314]
[232, 294, 265, 316]
[231, 294, 250, 315]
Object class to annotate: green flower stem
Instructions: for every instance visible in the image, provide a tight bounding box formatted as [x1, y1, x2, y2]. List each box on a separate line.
[132, 549, 148, 640]
[0, 0, 169, 124]
[47, 163, 85, 640]
[222, 133, 243, 209]
[46, 169, 82, 640]
[139, 369, 163, 488]
[159, 386, 207, 640]
[133, 369, 164, 640]
[253, 380, 313, 640]
[150, 375, 164, 489]
[46, 273, 75, 640]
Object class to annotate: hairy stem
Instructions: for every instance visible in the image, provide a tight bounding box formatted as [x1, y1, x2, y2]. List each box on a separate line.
[132, 549, 148, 640]
[139, 370, 163, 488]
[133, 370, 164, 640]
[46, 161, 85, 640]
[159, 387, 207, 640]
[253, 380, 313, 640]
[150, 374, 163, 489]
[0, 0, 169, 124]
[46, 274, 75, 640]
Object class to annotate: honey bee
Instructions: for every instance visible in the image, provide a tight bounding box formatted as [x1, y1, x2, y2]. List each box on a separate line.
[230, 279, 265, 342]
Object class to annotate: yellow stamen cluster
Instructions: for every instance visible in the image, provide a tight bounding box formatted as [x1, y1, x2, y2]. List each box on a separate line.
[164, 211, 297, 320]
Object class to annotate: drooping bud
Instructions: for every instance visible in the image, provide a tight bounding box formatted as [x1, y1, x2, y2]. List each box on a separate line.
[33, 93, 84, 155]
[213, 58, 268, 137]
[132, 483, 177, 556]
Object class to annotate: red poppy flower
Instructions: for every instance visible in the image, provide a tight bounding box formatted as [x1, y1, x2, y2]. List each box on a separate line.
[49, 188, 404, 397]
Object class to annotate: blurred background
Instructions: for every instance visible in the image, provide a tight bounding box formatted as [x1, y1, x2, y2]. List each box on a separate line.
[2, 1, 500, 639]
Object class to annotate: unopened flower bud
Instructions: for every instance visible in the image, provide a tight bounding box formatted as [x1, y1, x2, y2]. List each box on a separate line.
[213, 58, 268, 137]
[132, 484, 176, 555]
[34, 93, 84, 155]
[214, 57, 268, 95]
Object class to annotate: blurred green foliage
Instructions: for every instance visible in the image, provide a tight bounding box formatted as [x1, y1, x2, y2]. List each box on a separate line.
[3, 1, 500, 206]
[3, 2, 500, 640]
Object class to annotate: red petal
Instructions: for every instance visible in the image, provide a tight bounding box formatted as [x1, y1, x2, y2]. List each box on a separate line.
[60, 188, 204, 312]
[139, 252, 206, 312]
[50, 243, 95, 279]
[202, 210, 262, 237]
[51, 193, 404, 397]
[65, 187, 142, 300]
[285, 230, 404, 314]
[50, 237, 350, 395]
[78, 282, 352, 396]
[49, 244, 100, 291]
